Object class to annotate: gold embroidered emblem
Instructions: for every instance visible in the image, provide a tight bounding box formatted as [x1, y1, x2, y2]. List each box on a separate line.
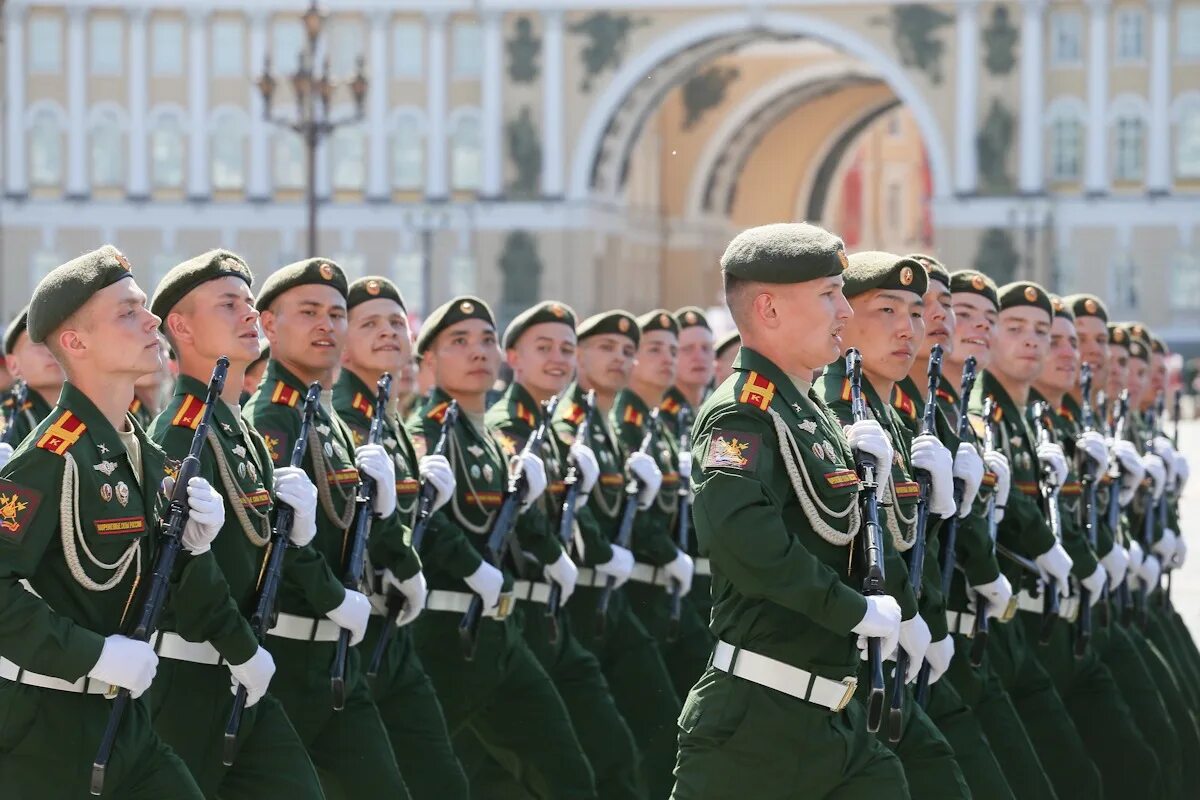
[708, 436, 750, 469]
[0, 493, 29, 532]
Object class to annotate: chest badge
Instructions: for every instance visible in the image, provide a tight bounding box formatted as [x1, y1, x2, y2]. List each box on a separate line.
[238, 462, 247, 479]
[812, 442, 826, 461]
[115, 481, 130, 507]
[247, 462, 257, 482]
[100, 484, 113, 503]
[94, 460, 118, 476]
[470, 465, 482, 480]
[798, 419, 817, 435]
[384, 436, 398, 449]
[316, 424, 331, 437]
[324, 442, 334, 458]
[232, 444, 247, 459]
[221, 422, 234, 435]
[467, 445, 484, 458]
[97, 443, 109, 455]
[483, 464, 494, 483]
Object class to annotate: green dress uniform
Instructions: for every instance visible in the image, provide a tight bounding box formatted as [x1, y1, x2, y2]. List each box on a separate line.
[657, 384, 711, 626]
[333, 367, 471, 800]
[1, 385, 55, 449]
[129, 396, 155, 432]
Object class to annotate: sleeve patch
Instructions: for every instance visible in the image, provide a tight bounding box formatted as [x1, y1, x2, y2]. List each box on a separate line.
[0, 480, 43, 544]
[259, 429, 289, 465]
[703, 429, 761, 471]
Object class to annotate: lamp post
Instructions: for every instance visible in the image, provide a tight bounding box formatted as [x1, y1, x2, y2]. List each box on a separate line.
[257, 2, 367, 257]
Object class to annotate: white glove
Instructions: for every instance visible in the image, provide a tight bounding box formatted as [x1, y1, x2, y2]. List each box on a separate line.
[511, 450, 547, 510]
[1111, 439, 1144, 506]
[90, 635, 159, 698]
[418, 454, 455, 512]
[228, 646, 275, 708]
[983, 450, 1011, 520]
[1127, 539, 1146, 577]
[1136, 553, 1162, 591]
[355, 444, 397, 517]
[1035, 543, 1073, 599]
[464, 560, 504, 617]
[1174, 453, 1189, 491]
[1154, 437, 1178, 485]
[925, 636, 955, 685]
[326, 589, 370, 646]
[1173, 537, 1188, 569]
[852, 595, 902, 662]
[897, 616, 932, 683]
[972, 574, 1014, 620]
[1081, 564, 1106, 607]
[678, 450, 693, 480]
[569, 442, 600, 508]
[663, 549, 694, 598]
[1153, 528, 1178, 566]
[273, 466, 318, 547]
[1036, 442, 1068, 488]
[595, 545, 634, 589]
[953, 443, 985, 518]
[626, 451, 663, 510]
[1075, 431, 1109, 475]
[844, 420, 893, 502]
[0, 442, 12, 469]
[179, 476, 224, 556]
[382, 568, 427, 627]
[910, 434, 955, 519]
[543, 552, 579, 606]
[1141, 454, 1166, 500]
[1101, 544, 1130, 590]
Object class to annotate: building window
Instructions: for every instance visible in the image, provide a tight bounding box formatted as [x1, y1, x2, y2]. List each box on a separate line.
[150, 252, 181, 287]
[29, 16, 62, 74]
[452, 21, 482, 78]
[449, 254, 475, 295]
[152, 19, 184, 76]
[391, 114, 424, 189]
[885, 183, 902, 234]
[274, 131, 304, 189]
[331, 126, 365, 191]
[272, 20, 304, 73]
[1114, 115, 1145, 180]
[393, 21, 423, 78]
[1180, 7, 1200, 61]
[333, 253, 367, 279]
[1110, 254, 1139, 311]
[1178, 105, 1200, 178]
[1170, 253, 1200, 311]
[450, 110, 481, 191]
[211, 19, 245, 77]
[90, 110, 125, 188]
[90, 18, 124, 76]
[1115, 8, 1145, 63]
[151, 115, 185, 188]
[29, 110, 63, 186]
[393, 252, 424, 312]
[1050, 117, 1083, 180]
[1051, 11, 1083, 66]
[328, 19, 364, 76]
[31, 251, 62, 282]
[211, 113, 247, 191]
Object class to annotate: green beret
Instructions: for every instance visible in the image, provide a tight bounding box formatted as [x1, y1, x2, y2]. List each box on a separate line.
[347, 276, 406, 314]
[997, 281, 1053, 317]
[1122, 322, 1153, 353]
[1062, 293, 1108, 323]
[150, 249, 253, 322]
[907, 253, 950, 288]
[416, 295, 494, 355]
[256, 258, 348, 312]
[949, 270, 999, 309]
[503, 300, 577, 349]
[843, 252, 928, 299]
[1117, 324, 1150, 362]
[721, 222, 848, 284]
[674, 306, 711, 331]
[637, 309, 680, 337]
[4, 307, 28, 356]
[1150, 335, 1166, 355]
[576, 310, 640, 347]
[1108, 323, 1130, 349]
[28, 244, 135, 344]
[1049, 295, 1075, 322]
[715, 329, 741, 358]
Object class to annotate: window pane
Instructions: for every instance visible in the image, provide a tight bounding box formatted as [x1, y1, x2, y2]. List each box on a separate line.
[272, 20, 304, 73]
[452, 22, 482, 77]
[391, 117, 423, 189]
[1170, 253, 1200, 311]
[1051, 118, 1081, 180]
[333, 252, 367, 279]
[393, 22, 423, 78]
[451, 114, 481, 191]
[1051, 12, 1082, 65]
[332, 127, 365, 190]
[212, 19, 245, 77]
[29, 112, 62, 185]
[1116, 10, 1144, 61]
[274, 131, 304, 189]
[152, 19, 183, 76]
[1180, 8, 1200, 60]
[32, 251, 62, 282]
[212, 118, 247, 190]
[1115, 117, 1145, 180]
[393, 253, 424, 312]
[29, 17, 62, 74]
[151, 119, 184, 187]
[1177, 109, 1200, 178]
[90, 18, 124, 75]
[329, 19, 363, 76]
[90, 114, 124, 187]
[449, 254, 475, 295]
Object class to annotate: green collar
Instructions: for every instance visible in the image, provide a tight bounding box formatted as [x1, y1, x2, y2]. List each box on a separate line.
[56, 381, 132, 462]
[173, 373, 241, 437]
[734, 346, 821, 415]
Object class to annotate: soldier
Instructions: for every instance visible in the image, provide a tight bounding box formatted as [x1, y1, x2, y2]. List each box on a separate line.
[332, 276, 470, 799]
[145, 249, 325, 799]
[239, 341, 269, 406]
[404, 295, 597, 799]
[712, 330, 740, 388]
[0, 245, 226, 797]
[245, 258, 410, 797]
[2, 306, 66, 449]
[674, 223, 908, 799]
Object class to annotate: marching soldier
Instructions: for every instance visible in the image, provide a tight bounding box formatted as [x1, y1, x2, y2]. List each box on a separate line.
[0, 246, 224, 797]
[674, 223, 908, 798]
[239, 342, 269, 406]
[2, 306, 66, 452]
[712, 330, 740, 388]
[245, 258, 411, 797]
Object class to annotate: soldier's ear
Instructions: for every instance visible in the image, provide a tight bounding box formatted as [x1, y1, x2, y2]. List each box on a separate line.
[751, 290, 778, 329]
[259, 309, 277, 342]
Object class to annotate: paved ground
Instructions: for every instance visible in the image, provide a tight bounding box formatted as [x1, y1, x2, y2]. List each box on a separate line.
[1167, 420, 1200, 638]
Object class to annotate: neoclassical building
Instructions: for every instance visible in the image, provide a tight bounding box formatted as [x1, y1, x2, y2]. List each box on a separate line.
[3, 0, 1200, 348]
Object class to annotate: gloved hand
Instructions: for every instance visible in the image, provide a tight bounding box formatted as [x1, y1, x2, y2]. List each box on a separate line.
[568, 442, 600, 509]
[355, 444, 397, 517]
[925, 636, 955, 685]
[1127, 539, 1146, 578]
[897, 616, 932, 683]
[1173, 537, 1188, 569]
[972, 574, 1014, 620]
[983, 450, 1011, 521]
[953, 443, 985, 517]
[1153, 528, 1178, 567]
[1075, 431, 1109, 474]
[626, 451, 663, 510]
[543, 552, 579, 606]
[418, 454, 455, 513]
[663, 550, 694, 598]
[1154, 437, 1178, 485]
[911, 434, 955, 519]
[595, 544, 634, 589]
[1081, 564, 1106, 607]
[0, 442, 12, 469]
[382, 568, 427, 627]
[844, 420, 893, 501]
[273, 466, 318, 547]
[228, 646, 275, 708]
[326, 589, 370, 646]
[1037, 441, 1068, 488]
[511, 450, 547, 510]
[1175, 452, 1190, 491]
[678, 449, 694, 480]
[1109, 438, 1143, 478]
[1142, 453, 1166, 500]
[176, 476, 224, 556]
[1101, 544, 1130, 590]
[1135, 553, 1162, 592]
[464, 561, 504, 617]
[1035, 543, 1073, 599]
[852, 595, 902, 662]
[90, 635, 159, 698]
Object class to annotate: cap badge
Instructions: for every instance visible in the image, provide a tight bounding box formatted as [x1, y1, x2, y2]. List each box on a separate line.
[113, 252, 131, 270]
[1132, 324, 1143, 336]
[550, 304, 565, 318]
[319, 262, 334, 280]
[460, 300, 475, 314]
[971, 274, 986, 290]
[659, 313, 670, 327]
[1052, 298, 1064, 311]
[618, 318, 630, 332]
[1084, 298, 1097, 314]
[900, 266, 914, 286]
[1114, 329, 1126, 343]
[221, 257, 241, 271]
[837, 248, 849, 271]
[366, 279, 381, 296]
[1024, 286, 1038, 303]
[685, 311, 698, 324]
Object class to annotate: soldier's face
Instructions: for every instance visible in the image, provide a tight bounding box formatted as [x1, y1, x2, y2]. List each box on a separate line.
[843, 289, 924, 383]
[243, 358, 268, 398]
[632, 331, 678, 393]
[507, 322, 576, 399]
[1128, 357, 1148, 405]
[1074, 316, 1109, 387]
[768, 276, 852, 372]
[578, 334, 635, 394]
[920, 279, 954, 359]
[61, 278, 164, 378]
[949, 293, 997, 371]
[1150, 353, 1166, 397]
[1040, 317, 1080, 395]
[713, 344, 737, 387]
[427, 319, 500, 396]
[261, 285, 347, 376]
[7, 332, 65, 390]
[345, 298, 411, 378]
[992, 307, 1051, 384]
[1107, 348, 1129, 398]
[169, 276, 260, 365]
[677, 326, 715, 389]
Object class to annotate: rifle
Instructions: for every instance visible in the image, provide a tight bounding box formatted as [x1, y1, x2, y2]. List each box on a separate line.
[545, 391, 595, 644]
[889, 345, 942, 739]
[91, 357, 229, 796]
[1075, 364, 1100, 655]
[846, 348, 887, 734]
[1154, 392, 1172, 610]
[1030, 402, 1063, 644]
[1110, 391, 1135, 625]
[330, 374, 392, 710]
[1, 381, 28, 446]
[223, 381, 321, 766]
[366, 399, 458, 680]
[458, 395, 561, 659]
[668, 405, 693, 642]
[596, 409, 660, 637]
[1133, 400, 1161, 628]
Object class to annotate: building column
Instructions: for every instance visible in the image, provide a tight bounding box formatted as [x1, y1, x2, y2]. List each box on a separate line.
[480, 11, 503, 198]
[425, 11, 449, 200]
[187, 8, 210, 199]
[127, 7, 149, 199]
[366, 10, 390, 201]
[954, 0, 981, 195]
[5, 3, 27, 197]
[1084, 0, 1111, 195]
[65, 5, 88, 198]
[247, 10, 270, 200]
[1018, 0, 1046, 194]
[1146, 0, 1172, 194]
[542, 10, 565, 197]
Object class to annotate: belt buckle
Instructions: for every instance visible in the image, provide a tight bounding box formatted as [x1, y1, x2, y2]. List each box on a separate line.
[834, 676, 857, 712]
[496, 593, 514, 620]
[1002, 596, 1018, 622]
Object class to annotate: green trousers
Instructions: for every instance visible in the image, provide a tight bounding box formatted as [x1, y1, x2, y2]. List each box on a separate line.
[0, 681, 203, 799]
[149, 660, 324, 800]
[869, 676, 969, 800]
[569, 584, 682, 799]
[363, 617, 470, 800]
[1128, 624, 1200, 788]
[922, 673, 1014, 800]
[673, 667, 910, 799]
[625, 581, 713, 700]
[413, 607, 597, 799]
[1146, 603, 1200, 707]
[265, 634, 408, 799]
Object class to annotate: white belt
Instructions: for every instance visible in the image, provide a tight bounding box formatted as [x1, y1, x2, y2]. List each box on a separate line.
[1016, 589, 1080, 621]
[512, 580, 553, 605]
[425, 590, 475, 614]
[630, 562, 672, 588]
[151, 631, 225, 666]
[711, 640, 857, 712]
[267, 612, 342, 642]
[695, 558, 711, 577]
[575, 567, 607, 588]
[946, 610, 977, 636]
[0, 656, 110, 695]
